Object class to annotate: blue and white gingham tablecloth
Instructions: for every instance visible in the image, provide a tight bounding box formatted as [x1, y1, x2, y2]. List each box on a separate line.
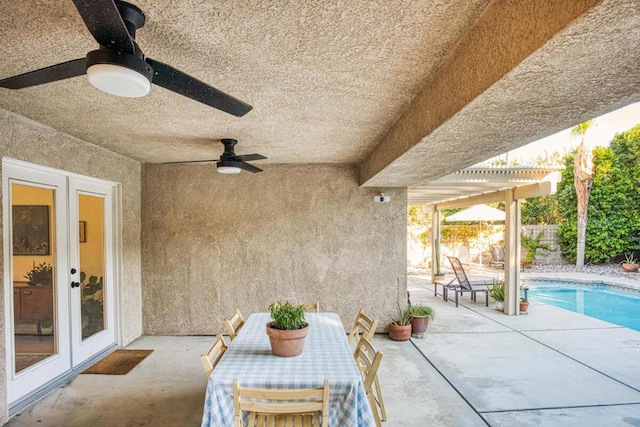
[201, 312, 375, 426]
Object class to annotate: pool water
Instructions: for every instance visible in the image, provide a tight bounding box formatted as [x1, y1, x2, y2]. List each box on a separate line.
[527, 282, 640, 332]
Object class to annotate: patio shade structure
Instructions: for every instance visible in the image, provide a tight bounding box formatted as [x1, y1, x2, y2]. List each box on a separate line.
[445, 204, 506, 222]
[416, 166, 561, 315]
[445, 204, 505, 267]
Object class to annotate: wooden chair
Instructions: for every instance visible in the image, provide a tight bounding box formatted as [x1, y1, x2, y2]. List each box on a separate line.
[233, 380, 329, 427]
[225, 308, 245, 340]
[347, 309, 378, 346]
[200, 334, 227, 378]
[302, 301, 320, 313]
[354, 336, 384, 427]
[347, 310, 385, 421]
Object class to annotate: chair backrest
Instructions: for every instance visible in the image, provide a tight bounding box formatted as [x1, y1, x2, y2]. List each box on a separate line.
[347, 309, 378, 345]
[233, 380, 329, 427]
[302, 301, 320, 313]
[225, 308, 245, 340]
[200, 334, 227, 378]
[447, 256, 471, 290]
[453, 245, 473, 264]
[490, 245, 505, 262]
[354, 336, 384, 426]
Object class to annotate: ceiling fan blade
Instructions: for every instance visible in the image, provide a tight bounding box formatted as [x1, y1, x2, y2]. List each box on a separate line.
[145, 58, 253, 117]
[239, 162, 263, 173]
[162, 159, 216, 165]
[0, 58, 87, 89]
[241, 154, 267, 161]
[72, 0, 135, 54]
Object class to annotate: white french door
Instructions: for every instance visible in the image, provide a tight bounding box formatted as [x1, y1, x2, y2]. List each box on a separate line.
[68, 178, 116, 365]
[3, 160, 118, 403]
[4, 163, 72, 402]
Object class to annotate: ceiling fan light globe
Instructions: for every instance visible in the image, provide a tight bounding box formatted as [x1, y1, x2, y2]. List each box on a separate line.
[217, 165, 242, 174]
[87, 63, 151, 98]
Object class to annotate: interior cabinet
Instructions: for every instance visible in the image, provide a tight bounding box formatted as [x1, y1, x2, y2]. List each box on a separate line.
[13, 284, 53, 323]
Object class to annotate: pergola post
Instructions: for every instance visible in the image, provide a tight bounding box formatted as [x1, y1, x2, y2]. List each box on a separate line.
[431, 206, 441, 282]
[504, 189, 521, 315]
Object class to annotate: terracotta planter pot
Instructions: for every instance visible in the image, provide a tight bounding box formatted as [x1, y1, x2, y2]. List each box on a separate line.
[410, 316, 429, 335]
[266, 322, 309, 357]
[521, 260, 533, 269]
[388, 323, 412, 341]
[519, 301, 529, 313]
[621, 263, 639, 273]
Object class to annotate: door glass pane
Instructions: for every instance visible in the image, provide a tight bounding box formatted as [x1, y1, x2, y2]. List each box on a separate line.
[79, 194, 105, 340]
[11, 184, 57, 373]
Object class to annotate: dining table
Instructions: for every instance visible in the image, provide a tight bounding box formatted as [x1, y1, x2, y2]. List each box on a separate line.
[201, 312, 375, 426]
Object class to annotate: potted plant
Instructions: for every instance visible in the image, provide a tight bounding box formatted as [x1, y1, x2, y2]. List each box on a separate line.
[24, 262, 53, 287]
[388, 305, 412, 341]
[487, 279, 505, 311]
[407, 304, 434, 338]
[266, 301, 309, 357]
[621, 253, 639, 273]
[519, 296, 529, 313]
[521, 230, 551, 268]
[37, 316, 54, 335]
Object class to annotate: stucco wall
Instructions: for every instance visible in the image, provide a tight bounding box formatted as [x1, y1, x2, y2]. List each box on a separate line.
[141, 163, 406, 335]
[0, 109, 142, 422]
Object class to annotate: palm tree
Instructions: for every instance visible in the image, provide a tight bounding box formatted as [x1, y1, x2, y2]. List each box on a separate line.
[571, 119, 594, 268]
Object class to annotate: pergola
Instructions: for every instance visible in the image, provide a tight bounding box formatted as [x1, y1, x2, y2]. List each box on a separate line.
[409, 167, 562, 315]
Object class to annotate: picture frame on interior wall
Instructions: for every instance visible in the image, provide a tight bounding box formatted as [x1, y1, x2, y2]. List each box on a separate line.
[12, 205, 50, 255]
[79, 221, 86, 243]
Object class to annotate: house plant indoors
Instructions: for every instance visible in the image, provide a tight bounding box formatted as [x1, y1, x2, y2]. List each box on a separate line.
[621, 253, 639, 273]
[488, 279, 505, 311]
[24, 262, 53, 287]
[407, 304, 434, 338]
[388, 305, 412, 341]
[266, 301, 309, 357]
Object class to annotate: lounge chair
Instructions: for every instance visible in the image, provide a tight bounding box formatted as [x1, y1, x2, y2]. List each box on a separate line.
[444, 256, 489, 307]
[489, 245, 505, 269]
[452, 245, 483, 270]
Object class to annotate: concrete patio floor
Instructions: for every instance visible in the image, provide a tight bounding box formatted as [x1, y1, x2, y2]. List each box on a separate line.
[6, 274, 640, 426]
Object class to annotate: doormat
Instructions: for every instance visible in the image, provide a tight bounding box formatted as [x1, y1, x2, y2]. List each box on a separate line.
[82, 349, 153, 375]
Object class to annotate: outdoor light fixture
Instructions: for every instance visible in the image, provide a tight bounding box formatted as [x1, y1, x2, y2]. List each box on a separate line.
[86, 50, 154, 98]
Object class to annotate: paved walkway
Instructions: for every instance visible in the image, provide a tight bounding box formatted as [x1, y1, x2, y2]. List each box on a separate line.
[406, 274, 640, 426]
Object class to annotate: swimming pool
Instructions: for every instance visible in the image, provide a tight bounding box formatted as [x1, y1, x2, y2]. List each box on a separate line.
[525, 280, 640, 332]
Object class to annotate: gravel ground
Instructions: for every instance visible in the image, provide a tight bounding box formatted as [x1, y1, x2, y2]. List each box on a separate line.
[408, 262, 640, 282]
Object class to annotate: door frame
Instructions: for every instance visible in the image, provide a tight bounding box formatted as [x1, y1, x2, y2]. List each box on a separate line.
[2, 158, 123, 405]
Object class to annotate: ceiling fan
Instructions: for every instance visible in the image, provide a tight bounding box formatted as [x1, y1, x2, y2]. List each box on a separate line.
[164, 139, 267, 174]
[0, 0, 252, 117]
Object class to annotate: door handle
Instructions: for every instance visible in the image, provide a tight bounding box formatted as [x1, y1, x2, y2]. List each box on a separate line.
[71, 282, 80, 288]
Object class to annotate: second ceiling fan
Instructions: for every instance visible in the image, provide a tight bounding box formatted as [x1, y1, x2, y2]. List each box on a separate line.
[164, 139, 267, 174]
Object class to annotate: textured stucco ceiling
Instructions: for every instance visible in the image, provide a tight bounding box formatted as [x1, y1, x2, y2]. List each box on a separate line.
[0, 0, 638, 188]
[0, 0, 489, 164]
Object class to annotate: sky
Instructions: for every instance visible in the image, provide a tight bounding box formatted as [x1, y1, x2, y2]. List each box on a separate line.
[484, 101, 640, 165]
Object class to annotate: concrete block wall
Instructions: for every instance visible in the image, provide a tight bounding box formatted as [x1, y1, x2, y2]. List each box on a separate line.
[522, 225, 563, 265]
